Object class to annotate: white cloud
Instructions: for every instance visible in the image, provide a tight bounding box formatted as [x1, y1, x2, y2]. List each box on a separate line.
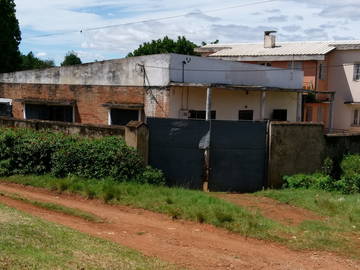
[14, 0, 360, 64]
[35, 52, 47, 57]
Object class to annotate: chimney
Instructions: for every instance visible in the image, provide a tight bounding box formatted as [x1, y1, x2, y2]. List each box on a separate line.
[264, 31, 277, 48]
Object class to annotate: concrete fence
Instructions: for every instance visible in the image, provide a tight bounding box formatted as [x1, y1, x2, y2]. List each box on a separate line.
[268, 121, 360, 187]
[0, 117, 149, 164]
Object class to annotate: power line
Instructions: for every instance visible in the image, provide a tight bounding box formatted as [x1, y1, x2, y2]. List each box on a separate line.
[24, 0, 277, 40]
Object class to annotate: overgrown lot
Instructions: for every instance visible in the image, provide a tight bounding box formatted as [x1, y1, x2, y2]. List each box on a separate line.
[0, 203, 178, 270]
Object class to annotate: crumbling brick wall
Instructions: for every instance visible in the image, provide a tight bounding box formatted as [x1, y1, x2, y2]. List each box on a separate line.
[0, 83, 148, 125]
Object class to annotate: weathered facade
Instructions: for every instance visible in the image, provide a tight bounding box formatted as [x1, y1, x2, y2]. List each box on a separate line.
[196, 33, 360, 132]
[0, 53, 304, 126]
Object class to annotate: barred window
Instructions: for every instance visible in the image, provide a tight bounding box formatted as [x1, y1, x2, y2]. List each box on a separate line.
[354, 109, 359, 126]
[354, 64, 360, 81]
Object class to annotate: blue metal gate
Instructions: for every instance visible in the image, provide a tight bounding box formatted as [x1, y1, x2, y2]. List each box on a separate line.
[147, 118, 268, 192]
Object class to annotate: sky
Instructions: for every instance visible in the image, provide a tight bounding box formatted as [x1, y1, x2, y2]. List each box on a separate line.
[14, 0, 360, 64]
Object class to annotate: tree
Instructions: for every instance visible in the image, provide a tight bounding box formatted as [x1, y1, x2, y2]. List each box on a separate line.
[0, 0, 22, 73]
[20, 52, 55, 70]
[127, 36, 199, 57]
[61, 51, 82, 66]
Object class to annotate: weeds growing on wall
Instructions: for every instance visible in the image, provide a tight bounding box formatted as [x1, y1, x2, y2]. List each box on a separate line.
[0, 128, 165, 185]
[283, 154, 360, 194]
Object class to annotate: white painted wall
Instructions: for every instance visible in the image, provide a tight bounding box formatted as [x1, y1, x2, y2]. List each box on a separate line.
[169, 54, 303, 89]
[328, 50, 360, 130]
[0, 54, 172, 86]
[0, 54, 303, 90]
[169, 86, 298, 121]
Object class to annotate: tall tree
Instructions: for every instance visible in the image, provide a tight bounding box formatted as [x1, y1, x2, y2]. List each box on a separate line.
[61, 51, 82, 66]
[20, 52, 55, 70]
[0, 0, 22, 73]
[127, 36, 199, 57]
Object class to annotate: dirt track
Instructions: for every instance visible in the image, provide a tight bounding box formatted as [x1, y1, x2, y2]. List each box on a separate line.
[0, 183, 358, 270]
[215, 193, 322, 226]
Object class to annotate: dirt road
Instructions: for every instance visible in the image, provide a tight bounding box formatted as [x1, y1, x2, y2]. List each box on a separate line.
[0, 183, 357, 270]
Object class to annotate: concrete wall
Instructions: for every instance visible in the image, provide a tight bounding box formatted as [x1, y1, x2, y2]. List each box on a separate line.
[0, 117, 125, 137]
[169, 54, 303, 89]
[328, 50, 360, 130]
[268, 122, 326, 187]
[169, 86, 298, 121]
[0, 54, 172, 87]
[0, 54, 303, 90]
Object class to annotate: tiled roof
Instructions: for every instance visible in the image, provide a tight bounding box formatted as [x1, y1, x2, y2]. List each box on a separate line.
[203, 41, 360, 57]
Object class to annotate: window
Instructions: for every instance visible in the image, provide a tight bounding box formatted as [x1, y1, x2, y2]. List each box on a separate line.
[110, 109, 139, 125]
[288, 62, 303, 70]
[25, 104, 73, 122]
[239, 110, 254, 120]
[0, 103, 12, 117]
[353, 109, 360, 126]
[319, 63, 327, 80]
[354, 64, 360, 81]
[272, 109, 287, 121]
[188, 110, 216, 120]
[259, 62, 272, 67]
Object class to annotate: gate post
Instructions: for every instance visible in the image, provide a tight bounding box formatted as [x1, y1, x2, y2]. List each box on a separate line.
[125, 121, 149, 165]
[203, 87, 212, 192]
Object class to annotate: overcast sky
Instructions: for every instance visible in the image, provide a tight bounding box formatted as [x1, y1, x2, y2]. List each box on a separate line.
[15, 0, 360, 64]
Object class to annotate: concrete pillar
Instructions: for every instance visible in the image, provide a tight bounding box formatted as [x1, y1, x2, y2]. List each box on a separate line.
[206, 87, 212, 121]
[296, 92, 303, 122]
[125, 121, 149, 165]
[260, 91, 267, 120]
[328, 93, 335, 132]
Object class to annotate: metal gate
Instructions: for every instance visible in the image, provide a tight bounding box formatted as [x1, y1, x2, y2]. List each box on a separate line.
[209, 120, 268, 192]
[147, 118, 268, 192]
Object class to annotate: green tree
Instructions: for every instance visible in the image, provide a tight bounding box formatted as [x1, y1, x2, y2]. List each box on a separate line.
[20, 52, 55, 70]
[0, 0, 22, 73]
[61, 51, 82, 66]
[127, 36, 199, 57]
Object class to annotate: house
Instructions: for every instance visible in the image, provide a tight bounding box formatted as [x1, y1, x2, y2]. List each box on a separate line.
[196, 32, 360, 132]
[0, 53, 304, 125]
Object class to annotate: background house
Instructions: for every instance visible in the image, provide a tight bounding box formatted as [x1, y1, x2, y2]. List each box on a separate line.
[196, 32, 360, 132]
[0, 53, 304, 126]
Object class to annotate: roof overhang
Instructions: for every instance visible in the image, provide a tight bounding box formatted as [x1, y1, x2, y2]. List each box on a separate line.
[209, 55, 327, 62]
[169, 82, 334, 94]
[344, 101, 360, 105]
[102, 103, 144, 109]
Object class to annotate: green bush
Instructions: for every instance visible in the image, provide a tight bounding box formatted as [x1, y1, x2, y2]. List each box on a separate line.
[0, 128, 164, 185]
[283, 173, 334, 190]
[283, 155, 360, 194]
[339, 155, 360, 194]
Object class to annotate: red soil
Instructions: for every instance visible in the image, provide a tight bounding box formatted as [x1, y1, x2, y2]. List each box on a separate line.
[0, 183, 358, 270]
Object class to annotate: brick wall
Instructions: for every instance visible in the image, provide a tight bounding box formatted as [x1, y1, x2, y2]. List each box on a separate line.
[0, 83, 145, 125]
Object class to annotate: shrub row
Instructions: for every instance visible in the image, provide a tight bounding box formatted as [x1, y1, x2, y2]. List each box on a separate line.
[0, 128, 165, 185]
[284, 154, 360, 194]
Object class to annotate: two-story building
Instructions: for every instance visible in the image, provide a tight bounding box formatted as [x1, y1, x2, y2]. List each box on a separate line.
[196, 32, 360, 132]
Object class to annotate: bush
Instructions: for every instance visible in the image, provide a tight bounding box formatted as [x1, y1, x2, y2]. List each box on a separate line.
[283, 155, 360, 194]
[283, 173, 334, 190]
[0, 128, 164, 185]
[339, 155, 360, 194]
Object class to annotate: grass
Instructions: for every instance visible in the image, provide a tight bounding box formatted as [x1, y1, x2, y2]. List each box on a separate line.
[2, 175, 360, 259]
[0, 190, 104, 223]
[0, 175, 285, 241]
[257, 188, 360, 233]
[0, 203, 179, 270]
